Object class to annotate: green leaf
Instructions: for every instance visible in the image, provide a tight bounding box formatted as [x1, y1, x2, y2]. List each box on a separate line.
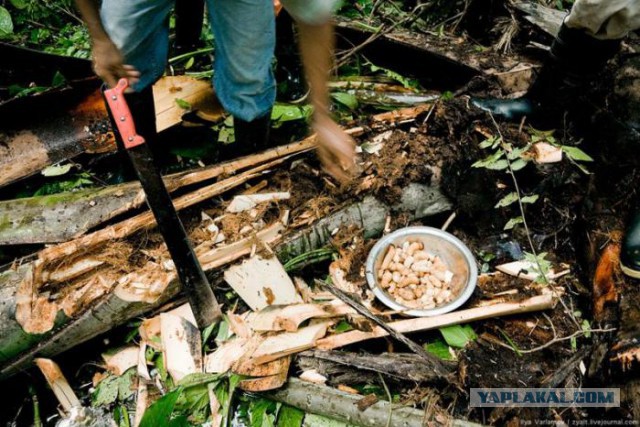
[424, 340, 456, 361]
[271, 104, 313, 124]
[485, 159, 509, 170]
[41, 163, 73, 177]
[92, 376, 120, 406]
[139, 388, 183, 427]
[504, 216, 524, 230]
[439, 325, 477, 348]
[333, 320, 353, 333]
[581, 319, 591, 338]
[51, 71, 66, 87]
[117, 369, 137, 401]
[561, 146, 593, 162]
[9, 0, 27, 9]
[184, 57, 195, 70]
[178, 372, 223, 389]
[302, 414, 352, 427]
[215, 318, 232, 343]
[471, 151, 504, 169]
[277, 405, 305, 427]
[331, 92, 359, 110]
[521, 194, 539, 204]
[510, 158, 528, 171]
[218, 125, 235, 144]
[495, 192, 518, 208]
[175, 98, 191, 110]
[249, 399, 276, 427]
[0, 6, 14, 37]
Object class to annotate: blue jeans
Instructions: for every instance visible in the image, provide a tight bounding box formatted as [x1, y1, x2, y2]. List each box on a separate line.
[101, 0, 276, 121]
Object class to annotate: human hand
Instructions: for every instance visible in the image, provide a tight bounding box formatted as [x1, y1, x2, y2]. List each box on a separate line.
[313, 116, 357, 184]
[92, 39, 140, 89]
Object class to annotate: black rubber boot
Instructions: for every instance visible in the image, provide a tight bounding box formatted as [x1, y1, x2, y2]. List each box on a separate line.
[471, 23, 621, 123]
[173, 0, 205, 55]
[222, 110, 272, 159]
[621, 211, 640, 278]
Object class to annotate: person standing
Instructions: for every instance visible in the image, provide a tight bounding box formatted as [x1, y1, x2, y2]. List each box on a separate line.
[74, 0, 355, 182]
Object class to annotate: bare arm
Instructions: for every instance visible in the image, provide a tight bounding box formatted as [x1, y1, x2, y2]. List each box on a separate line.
[74, 0, 140, 88]
[294, 19, 356, 183]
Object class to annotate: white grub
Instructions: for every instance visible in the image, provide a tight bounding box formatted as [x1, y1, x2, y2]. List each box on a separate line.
[377, 240, 456, 310]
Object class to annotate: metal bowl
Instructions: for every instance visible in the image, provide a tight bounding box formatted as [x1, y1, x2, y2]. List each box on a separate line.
[365, 226, 478, 317]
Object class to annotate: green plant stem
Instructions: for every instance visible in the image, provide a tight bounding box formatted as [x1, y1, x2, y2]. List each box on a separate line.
[488, 113, 581, 329]
[169, 47, 214, 64]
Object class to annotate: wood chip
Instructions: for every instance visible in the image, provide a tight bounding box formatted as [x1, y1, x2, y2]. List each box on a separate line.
[299, 369, 328, 385]
[238, 362, 290, 392]
[102, 346, 139, 376]
[248, 322, 331, 365]
[248, 303, 329, 332]
[205, 338, 251, 374]
[160, 313, 203, 382]
[224, 255, 302, 311]
[226, 192, 290, 213]
[34, 358, 80, 412]
[533, 142, 563, 164]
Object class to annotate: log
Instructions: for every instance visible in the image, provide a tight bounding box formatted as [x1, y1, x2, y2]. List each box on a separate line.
[299, 350, 455, 383]
[0, 76, 223, 189]
[316, 294, 556, 350]
[0, 223, 284, 378]
[0, 181, 450, 378]
[0, 137, 315, 244]
[513, 2, 565, 38]
[0, 88, 113, 189]
[268, 378, 485, 427]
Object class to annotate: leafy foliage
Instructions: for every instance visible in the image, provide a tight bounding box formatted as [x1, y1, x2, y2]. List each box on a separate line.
[439, 324, 477, 348]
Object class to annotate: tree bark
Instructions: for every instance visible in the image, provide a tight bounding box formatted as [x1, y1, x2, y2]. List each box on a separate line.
[267, 378, 485, 427]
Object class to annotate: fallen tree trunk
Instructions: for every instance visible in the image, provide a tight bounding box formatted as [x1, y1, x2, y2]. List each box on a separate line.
[0, 88, 113, 189]
[0, 138, 317, 244]
[298, 350, 455, 383]
[0, 76, 224, 189]
[0, 180, 450, 378]
[0, 103, 427, 245]
[513, 2, 564, 38]
[267, 378, 484, 427]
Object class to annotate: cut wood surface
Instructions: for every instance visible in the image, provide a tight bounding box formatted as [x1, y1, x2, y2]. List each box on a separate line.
[249, 322, 331, 365]
[226, 192, 291, 213]
[233, 355, 291, 377]
[0, 76, 220, 190]
[34, 358, 81, 412]
[316, 279, 449, 376]
[248, 303, 329, 332]
[205, 338, 251, 374]
[160, 313, 203, 382]
[0, 222, 284, 378]
[316, 294, 556, 350]
[102, 346, 139, 376]
[0, 89, 112, 189]
[239, 363, 290, 392]
[153, 76, 224, 132]
[224, 255, 303, 311]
